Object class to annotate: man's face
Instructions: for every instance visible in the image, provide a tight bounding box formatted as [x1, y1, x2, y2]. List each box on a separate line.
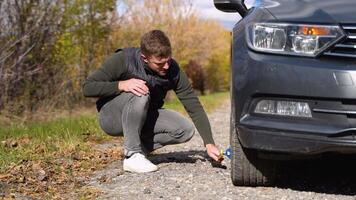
[142, 54, 171, 76]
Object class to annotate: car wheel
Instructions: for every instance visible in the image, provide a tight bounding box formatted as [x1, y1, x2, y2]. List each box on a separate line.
[230, 114, 276, 186]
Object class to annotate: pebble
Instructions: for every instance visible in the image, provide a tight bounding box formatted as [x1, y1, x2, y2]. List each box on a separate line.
[143, 188, 151, 194]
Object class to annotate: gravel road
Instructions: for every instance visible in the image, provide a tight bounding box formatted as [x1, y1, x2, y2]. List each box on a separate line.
[86, 99, 356, 200]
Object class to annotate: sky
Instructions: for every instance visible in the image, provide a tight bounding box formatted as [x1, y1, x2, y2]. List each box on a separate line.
[192, 0, 255, 30]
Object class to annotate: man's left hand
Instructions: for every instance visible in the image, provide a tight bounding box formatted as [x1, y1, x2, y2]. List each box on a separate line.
[206, 144, 223, 162]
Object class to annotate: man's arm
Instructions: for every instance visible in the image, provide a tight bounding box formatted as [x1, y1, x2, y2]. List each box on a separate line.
[82, 52, 126, 98]
[83, 51, 149, 97]
[174, 69, 214, 144]
[174, 67, 222, 162]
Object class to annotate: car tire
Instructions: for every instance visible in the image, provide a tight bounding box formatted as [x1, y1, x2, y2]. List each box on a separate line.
[230, 114, 277, 186]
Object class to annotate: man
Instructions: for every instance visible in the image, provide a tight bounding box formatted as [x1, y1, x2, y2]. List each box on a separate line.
[83, 30, 222, 173]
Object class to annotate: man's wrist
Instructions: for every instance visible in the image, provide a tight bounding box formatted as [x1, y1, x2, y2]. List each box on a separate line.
[117, 81, 122, 91]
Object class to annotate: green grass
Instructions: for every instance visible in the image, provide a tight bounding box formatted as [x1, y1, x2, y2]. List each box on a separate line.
[0, 92, 229, 172]
[0, 115, 108, 172]
[164, 92, 229, 113]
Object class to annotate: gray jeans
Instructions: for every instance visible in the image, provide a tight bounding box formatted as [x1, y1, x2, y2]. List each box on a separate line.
[98, 92, 195, 156]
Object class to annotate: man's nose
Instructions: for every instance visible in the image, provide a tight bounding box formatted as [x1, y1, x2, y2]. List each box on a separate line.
[163, 62, 169, 70]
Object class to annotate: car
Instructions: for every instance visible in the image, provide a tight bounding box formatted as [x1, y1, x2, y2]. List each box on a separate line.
[214, 0, 356, 186]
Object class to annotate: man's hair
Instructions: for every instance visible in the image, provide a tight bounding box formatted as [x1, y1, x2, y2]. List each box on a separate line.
[140, 30, 172, 58]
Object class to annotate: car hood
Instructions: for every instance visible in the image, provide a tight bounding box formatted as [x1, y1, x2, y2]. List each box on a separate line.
[259, 0, 356, 24]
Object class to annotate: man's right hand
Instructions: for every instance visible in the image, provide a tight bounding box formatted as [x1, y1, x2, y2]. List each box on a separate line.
[118, 78, 149, 96]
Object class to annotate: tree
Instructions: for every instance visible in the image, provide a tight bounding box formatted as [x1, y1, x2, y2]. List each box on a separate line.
[0, 0, 117, 116]
[0, 0, 64, 114]
[185, 60, 206, 95]
[55, 0, 117, 108]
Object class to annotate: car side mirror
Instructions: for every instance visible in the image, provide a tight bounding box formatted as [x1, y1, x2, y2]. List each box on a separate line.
[213, 0, 248, 17]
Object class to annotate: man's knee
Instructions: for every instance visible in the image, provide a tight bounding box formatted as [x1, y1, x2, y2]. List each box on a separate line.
[180, 124, 195, 143]
[127, 93, 150, 111]
[129, 93, 150, 104]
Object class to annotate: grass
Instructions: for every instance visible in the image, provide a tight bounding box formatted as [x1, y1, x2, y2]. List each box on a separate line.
[0, 115, 108, 172]
[164, 91, 229, 113]
[0, 92, 229, 173]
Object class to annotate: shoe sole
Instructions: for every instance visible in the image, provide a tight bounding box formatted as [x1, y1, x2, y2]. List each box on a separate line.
[123, 165, 158, 173]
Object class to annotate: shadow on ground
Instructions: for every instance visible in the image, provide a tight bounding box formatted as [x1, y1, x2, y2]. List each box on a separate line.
[275, 154, 356, 196]
[148, 150, 227, 169]
[149, 150, 207, 164]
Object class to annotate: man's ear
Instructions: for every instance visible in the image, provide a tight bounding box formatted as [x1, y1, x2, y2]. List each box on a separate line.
[141, 53, 148, 63]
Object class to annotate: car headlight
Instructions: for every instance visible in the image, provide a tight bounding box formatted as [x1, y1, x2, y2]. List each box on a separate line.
[247, 23, 345, 57]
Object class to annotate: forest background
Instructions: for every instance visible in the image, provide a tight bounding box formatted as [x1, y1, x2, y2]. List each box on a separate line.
[0, 0, 231, 123]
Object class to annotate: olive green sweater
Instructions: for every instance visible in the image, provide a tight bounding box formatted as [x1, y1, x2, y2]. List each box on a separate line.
[83, 49, 215, 145]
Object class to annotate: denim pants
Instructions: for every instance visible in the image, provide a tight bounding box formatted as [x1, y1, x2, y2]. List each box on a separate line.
[98, 92, 195, 156]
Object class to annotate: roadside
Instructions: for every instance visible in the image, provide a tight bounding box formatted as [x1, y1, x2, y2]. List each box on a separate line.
[83, 99, 356, 200]
[0, 92, 228, 199]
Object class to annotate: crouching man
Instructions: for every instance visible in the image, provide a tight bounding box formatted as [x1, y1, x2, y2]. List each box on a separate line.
[83, 30, 221, 173]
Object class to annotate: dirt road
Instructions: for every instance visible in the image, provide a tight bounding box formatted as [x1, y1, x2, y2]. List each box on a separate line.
[85, 99, 356, 200]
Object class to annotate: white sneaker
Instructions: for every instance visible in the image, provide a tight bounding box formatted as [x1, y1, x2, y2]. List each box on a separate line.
[123, 153, 158, 173]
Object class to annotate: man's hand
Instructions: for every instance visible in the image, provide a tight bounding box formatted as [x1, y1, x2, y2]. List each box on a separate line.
[206, 144, 223, 162]
[118, 78, 149, 96]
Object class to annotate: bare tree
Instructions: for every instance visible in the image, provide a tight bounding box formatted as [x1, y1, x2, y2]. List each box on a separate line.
[0, 0, 63, 113]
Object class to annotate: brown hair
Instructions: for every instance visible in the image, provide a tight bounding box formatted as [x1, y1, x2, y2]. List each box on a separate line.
[140, 30, 172, 58]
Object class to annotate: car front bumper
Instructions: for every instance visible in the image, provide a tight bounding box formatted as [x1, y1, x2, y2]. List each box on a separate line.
[237, 124, 356, 155]
[232, 49, 356, 154]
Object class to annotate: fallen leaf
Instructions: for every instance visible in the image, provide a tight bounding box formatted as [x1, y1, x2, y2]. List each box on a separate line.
[0, 174, 10, 180]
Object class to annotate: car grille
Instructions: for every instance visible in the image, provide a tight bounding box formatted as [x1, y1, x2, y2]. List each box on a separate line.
[324, 25, 356, 58]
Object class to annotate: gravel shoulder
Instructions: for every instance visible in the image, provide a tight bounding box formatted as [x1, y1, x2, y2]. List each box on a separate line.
[85, 99, 356, 200]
